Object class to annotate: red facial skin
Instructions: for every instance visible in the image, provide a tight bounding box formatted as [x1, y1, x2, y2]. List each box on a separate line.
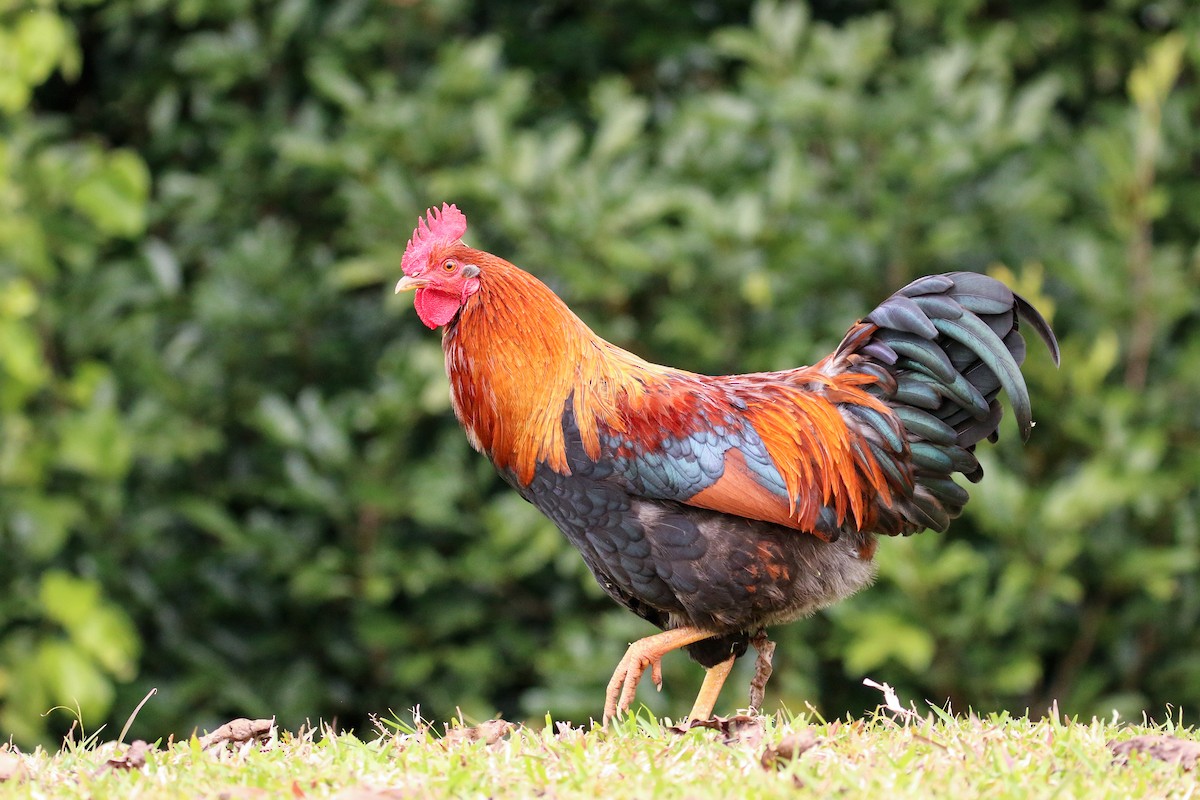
[398, 251, 482, 329]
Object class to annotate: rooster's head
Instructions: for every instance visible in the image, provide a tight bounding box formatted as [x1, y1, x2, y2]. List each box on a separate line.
[395, 203, 481, 329]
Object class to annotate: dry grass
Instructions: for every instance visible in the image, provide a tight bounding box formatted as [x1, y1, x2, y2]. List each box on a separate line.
[1, 705, 1198, 799]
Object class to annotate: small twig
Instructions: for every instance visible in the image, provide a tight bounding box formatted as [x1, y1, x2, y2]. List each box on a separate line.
[863, 678, 917, 721]
[198, 718, 275, 750]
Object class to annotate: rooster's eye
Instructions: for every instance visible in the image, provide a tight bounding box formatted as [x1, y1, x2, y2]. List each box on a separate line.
[443, 260, 457, 272]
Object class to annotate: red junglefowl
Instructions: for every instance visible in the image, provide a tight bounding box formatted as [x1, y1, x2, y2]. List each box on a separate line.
[396, 203, 1059, 723]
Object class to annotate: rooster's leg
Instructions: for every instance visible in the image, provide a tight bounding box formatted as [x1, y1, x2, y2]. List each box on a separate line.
[687, 655, 736, 721]
[603, 626, 717, 723]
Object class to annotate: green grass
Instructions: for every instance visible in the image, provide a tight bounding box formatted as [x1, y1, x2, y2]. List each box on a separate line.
[1, 708, 1197, 798]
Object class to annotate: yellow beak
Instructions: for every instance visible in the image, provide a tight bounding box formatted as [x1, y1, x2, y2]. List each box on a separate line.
[395, 275, 428, 293]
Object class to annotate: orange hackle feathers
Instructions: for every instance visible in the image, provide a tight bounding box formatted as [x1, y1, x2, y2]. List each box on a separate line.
[735, 375, 898, 533]
[443, 253, 673, 484]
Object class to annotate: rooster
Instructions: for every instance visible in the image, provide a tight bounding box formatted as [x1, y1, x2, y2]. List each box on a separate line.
[396, 203, 1059, 723]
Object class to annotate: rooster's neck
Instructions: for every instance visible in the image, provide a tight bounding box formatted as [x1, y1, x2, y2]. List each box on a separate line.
[441, 256, 665, 485]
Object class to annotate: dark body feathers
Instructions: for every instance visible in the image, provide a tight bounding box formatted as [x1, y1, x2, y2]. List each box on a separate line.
[508, 402, 877, 667]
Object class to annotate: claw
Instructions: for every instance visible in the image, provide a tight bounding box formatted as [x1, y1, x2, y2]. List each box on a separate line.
[603, 644, 663, 723]
[599, 627, 719, 725]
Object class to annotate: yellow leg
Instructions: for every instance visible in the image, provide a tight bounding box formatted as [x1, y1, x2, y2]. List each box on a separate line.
[603, 626, 717, 724]
[687, 655, 736, 721]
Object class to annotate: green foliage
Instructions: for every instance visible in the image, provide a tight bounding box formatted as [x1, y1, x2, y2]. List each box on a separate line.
[0, 6, 77, 113]
[0, 0, 149, 744]
[1, 0, 1199, 747]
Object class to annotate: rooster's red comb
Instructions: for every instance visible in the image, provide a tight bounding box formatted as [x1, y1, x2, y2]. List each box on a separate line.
[401, 203, 468, 276]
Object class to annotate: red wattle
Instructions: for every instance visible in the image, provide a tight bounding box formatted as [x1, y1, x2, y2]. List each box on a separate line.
[414, 288, 462, 329]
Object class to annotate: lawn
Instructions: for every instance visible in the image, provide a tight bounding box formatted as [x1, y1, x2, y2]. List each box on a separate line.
[2, 694, 1197, 799]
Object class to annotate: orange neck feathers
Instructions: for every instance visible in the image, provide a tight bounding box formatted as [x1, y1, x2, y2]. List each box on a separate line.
[441, 252, 671, 484]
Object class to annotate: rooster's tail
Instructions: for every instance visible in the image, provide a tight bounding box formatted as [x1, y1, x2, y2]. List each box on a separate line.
[832, 272, 1060, 532]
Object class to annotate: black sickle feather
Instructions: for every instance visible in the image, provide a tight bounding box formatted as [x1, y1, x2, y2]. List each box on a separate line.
[835, 271, 1058, 534]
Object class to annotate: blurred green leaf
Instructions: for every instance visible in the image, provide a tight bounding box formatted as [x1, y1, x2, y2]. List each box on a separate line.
[70, 149, 150, 237]
[36, 640, 113, 723]
[842, 611, 936, 674]
[38, 571, 139, 697]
